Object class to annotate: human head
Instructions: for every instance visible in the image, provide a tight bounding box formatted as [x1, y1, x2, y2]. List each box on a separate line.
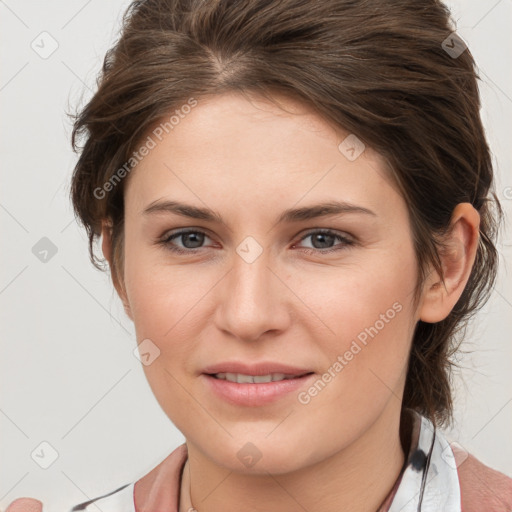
[70, 0, 501, 429]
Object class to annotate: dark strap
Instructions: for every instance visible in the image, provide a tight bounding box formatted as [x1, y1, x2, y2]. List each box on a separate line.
[69, 483, 131, 511]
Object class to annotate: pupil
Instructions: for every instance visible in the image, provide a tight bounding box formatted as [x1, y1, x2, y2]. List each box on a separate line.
[183, 232, 204, 248]
[313, 233, 334, 249]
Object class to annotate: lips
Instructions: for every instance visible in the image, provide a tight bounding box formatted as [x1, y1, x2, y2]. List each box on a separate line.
[202, 372, 315, 406]
[201, 361, 315, 406]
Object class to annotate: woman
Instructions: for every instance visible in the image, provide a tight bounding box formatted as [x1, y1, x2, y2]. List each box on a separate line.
[6, 0, 511, 510]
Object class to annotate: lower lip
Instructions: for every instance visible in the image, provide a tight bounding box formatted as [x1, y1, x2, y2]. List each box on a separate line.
[202, 373, 315, 406]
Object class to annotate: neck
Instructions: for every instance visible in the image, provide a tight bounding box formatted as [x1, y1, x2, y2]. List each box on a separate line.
[180, 402, 407, 512]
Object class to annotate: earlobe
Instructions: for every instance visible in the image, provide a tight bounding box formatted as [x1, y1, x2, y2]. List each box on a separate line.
[101, 220, 114, 265]
[100, 221, 133, 321]
[419, 203, 480, 323]
[120, 298, 133, 321]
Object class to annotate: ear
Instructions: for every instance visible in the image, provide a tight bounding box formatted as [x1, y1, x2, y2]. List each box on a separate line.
[418, 203, 480, 323]
[101, 220, 133, 321]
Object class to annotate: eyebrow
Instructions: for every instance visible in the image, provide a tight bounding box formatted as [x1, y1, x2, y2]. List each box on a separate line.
[142, 199, 376, 224]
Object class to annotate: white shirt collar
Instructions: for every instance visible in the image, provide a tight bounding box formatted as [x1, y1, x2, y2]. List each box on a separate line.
[388, 410, 461, 512]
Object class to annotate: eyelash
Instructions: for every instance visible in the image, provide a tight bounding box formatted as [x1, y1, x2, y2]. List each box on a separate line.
[158, 228, 355, 255]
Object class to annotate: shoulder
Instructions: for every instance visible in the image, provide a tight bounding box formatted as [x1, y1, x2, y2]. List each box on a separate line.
[134, 443, 188, 511]
[68, 443, 188, 512]
[451, 444, 512, 512]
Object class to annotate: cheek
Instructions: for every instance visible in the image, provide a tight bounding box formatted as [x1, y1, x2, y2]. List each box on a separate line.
[123, 235, 197, 334]
[126, 265, 205, 371]
[295, 240, 417, 343]
[302, 246, 417, 411]
[123, 254, 207, 424]
[121, 237, 204, 388]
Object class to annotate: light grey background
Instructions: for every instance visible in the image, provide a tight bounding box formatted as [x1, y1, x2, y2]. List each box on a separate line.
[1, 1, 511, 511]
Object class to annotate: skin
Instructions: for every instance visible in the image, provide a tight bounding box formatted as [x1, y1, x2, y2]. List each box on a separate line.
[4, 91, 480, 512]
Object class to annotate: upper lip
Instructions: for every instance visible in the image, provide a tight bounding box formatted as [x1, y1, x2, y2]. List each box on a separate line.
[202, 361, 313, 377]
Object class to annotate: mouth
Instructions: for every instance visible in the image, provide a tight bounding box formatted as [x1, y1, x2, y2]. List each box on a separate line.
[208, 372, 314, 383]
[202, 371, 316, 406]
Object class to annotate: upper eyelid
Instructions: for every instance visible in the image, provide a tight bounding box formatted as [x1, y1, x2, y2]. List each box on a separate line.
[161, 227, 214, 242]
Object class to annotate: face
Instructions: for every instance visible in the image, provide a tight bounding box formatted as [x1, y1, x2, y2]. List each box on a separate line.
[118, 91, 422, 474]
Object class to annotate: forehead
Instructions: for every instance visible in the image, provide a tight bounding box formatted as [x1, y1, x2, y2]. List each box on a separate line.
[124, 91, 403, 222]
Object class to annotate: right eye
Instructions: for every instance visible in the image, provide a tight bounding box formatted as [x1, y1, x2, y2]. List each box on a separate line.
[159, 229, 214, 254]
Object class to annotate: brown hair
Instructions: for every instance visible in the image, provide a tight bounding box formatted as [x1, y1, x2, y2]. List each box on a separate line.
[70, 0, 502, 427]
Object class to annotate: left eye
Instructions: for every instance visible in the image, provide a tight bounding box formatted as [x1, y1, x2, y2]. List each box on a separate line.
[294, 230, 354, 253]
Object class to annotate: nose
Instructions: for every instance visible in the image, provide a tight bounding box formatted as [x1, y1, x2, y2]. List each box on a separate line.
[213, 242, 291, 342]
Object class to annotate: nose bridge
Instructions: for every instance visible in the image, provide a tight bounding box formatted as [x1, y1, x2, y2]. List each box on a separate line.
[215, 236, 288, 341]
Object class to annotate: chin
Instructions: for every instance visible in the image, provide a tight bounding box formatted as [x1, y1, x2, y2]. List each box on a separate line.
[199, 434, 322, 476]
